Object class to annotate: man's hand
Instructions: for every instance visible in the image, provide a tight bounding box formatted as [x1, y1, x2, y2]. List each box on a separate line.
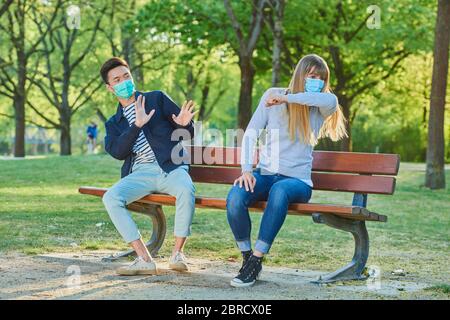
[266, 94, 288, 107]
[134, 95, 155, 128]
[172, 100, 197, 126]
[233, 171, 257, 193]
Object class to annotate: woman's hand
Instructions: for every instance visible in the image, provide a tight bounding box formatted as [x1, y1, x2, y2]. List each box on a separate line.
[266, 94, 288, 107]
[233, 171, 256, 193]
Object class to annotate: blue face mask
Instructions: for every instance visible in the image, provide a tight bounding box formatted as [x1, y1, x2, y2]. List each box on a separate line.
[304, 78, 324, 93]
[112, 79, 135, 99]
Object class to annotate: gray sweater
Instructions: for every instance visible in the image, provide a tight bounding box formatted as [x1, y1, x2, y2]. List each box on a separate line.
[241, 88, 338, 187]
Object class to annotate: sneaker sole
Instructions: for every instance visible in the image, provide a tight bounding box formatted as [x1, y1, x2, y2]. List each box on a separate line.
[230, 279, 256, 288]
[229, 270, 262, 288]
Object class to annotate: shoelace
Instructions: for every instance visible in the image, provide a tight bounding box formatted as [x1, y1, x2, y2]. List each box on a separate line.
[130, 257, 143, 266]
[239, 257, 261, 281]
[239, 251, 253, 273]
[173, 251, 186, 262]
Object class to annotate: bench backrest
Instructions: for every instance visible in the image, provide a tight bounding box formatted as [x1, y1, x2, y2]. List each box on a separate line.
[184, 146, 400, 195]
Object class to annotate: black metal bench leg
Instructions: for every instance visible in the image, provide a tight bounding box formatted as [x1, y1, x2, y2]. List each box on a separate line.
[311, 213, 369, 284]
[102, 203, 167, 262]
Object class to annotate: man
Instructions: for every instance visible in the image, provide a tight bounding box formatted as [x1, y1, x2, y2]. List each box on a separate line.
[86, 121, 97, 154]
[100, 57, 197, 276]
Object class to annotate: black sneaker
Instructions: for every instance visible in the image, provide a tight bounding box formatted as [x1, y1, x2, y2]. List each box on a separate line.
[230, 255, 263, 288]
[239, 250, 253, 273]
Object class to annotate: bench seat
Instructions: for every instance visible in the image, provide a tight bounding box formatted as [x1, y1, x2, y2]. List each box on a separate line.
[79, 186, 387, 222]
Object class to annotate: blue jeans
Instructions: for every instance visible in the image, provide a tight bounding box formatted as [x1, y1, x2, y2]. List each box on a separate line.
[226, 169, 312, 254]
[102, 162, 195, 243]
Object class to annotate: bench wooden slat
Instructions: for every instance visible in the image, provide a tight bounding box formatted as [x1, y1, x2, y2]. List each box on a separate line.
[189, 166, 397, 195]
[184, 146, 400, 175]
[78, 187, 387, 222]
[312, 151, 399, 175]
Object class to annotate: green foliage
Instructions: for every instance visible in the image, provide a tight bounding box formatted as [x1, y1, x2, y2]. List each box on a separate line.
[352, 54, 450, 161]
[0, 0, 446, 162]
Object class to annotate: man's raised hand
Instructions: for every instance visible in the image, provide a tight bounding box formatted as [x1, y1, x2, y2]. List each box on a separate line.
[134, 95, 155, 128]
[172, 100, 198, 126]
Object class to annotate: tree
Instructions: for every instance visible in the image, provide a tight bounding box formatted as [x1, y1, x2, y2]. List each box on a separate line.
[223, 0, 267, 130]
[257, 0, 436, 151]
[172, 48, 228, 122]
[26, 1, 107, 155]
[264, 0, 285, 87]
[0, 0, 62, 157]
[425, 0, 449, 189]
[136, 0, 268, 131]
[94, 0, 176, 123]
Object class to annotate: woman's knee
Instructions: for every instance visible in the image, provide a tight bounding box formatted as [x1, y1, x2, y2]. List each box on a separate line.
[267, 184, 289, 204]
[226, 186, 249, 215]
[268, 181, 312, 205]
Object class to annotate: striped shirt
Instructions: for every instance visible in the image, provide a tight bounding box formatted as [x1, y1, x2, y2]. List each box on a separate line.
[123, 103, 156, 165]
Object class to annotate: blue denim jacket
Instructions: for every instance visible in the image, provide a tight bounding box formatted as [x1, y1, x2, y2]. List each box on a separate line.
[104, 90, 194, 178]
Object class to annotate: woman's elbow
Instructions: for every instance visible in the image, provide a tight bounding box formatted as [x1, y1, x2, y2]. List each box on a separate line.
[328, 94, 338, 109]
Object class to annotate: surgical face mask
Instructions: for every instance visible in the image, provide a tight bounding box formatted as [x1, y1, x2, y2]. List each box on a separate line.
[112, 79, 135, 99]
[304, 78, 324, 93]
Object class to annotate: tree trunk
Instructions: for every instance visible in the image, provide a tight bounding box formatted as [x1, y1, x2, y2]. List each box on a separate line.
[337, 95, 352, 152]
[122, 1, 142, 85]
[123, 35, 144, 85]
[13, 93, 25, 157]
[224, 0, 265, 133]
[425, 0, 449, 189]
[237, 56, 255, 131]
[271, 24, 282, 87]
[271, 0, 285, 87]
[60, 113, 72, 156]
[60, 62, 72, 156]
[59, 92, 72, 155]
[198, 81, 210, 121]
[13, 7, 26, 158]
[96, 108, 107, 123]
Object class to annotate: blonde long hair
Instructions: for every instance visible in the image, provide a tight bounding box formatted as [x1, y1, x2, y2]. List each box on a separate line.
[287, 54, 347, 145]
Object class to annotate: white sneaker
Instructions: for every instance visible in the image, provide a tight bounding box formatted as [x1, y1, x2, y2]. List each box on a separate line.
[116, 256, 157, 276]
[169, 251, 189, 271]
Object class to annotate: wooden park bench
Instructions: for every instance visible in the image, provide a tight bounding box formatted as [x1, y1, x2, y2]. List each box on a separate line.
[79, 146, 400, 284]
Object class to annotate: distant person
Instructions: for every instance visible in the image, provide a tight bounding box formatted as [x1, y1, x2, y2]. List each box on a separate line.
[86, 122, 98, 154]
[226, 54, 348, 287]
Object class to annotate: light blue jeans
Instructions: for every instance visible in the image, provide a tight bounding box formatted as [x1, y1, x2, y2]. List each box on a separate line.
[102, 161, 196, 243]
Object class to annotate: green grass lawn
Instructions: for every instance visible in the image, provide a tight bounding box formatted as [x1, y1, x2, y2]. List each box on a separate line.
[0, 154, 449, 285]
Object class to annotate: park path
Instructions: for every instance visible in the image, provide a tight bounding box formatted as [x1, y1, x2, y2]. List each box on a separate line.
[0, 250, 442, 300]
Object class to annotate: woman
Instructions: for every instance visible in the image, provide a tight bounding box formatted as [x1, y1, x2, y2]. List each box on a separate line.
[226, 54, 347, 288]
